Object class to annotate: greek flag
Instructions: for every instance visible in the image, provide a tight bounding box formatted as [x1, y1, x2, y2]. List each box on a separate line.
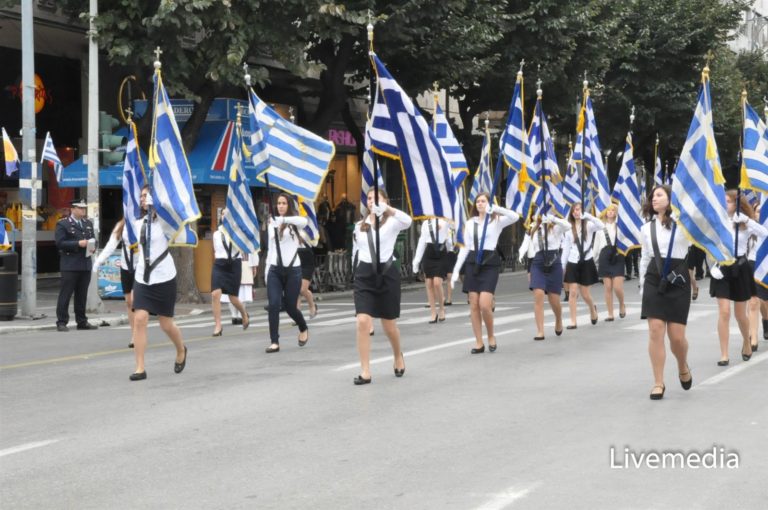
[371, 53, 456, 219]
[453, 183, 469, 246]
[741, 102, 768, 193]
[563, 149, 581, 206]
[670, 72, 733, 262]
[469, 128, 493, 204]
[40, 132, 63, 183]
[507, 170, 539, 224]
[433, 98, 468, 177]
[360, 117, 386, 216]
[500, 73, 532, 191]
[612, 134, 643, 254]
[222, 123, 260, 255]
[585, 97, 611, 215]
[122, 122, 146, 247]
[528, 99, 566, 218]
[148, 71, 201, 246]
[297, 196, 320, 248]
[368, 84, 399, 159]
[247, 89, 281, 176]
[754, 194, 768, 288]
[654, 150, 663, 186]
[2, 127, 19, 176]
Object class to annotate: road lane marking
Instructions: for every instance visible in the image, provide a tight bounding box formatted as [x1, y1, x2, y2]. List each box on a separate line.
[333, 328, 521, 371]
[697, 351, 767, 388]
[0, 439, 59, 458]
[473, 482, 540, 510]
[621, 309, 716, 330]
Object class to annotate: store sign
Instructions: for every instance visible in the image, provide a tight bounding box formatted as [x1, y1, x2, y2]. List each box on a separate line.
[7, 74, 51, 113]
[327, 128, 357, 148]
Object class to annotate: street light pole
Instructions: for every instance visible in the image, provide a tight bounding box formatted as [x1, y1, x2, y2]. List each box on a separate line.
[86, 0, 104, 313]
[20, 0, 37, 317]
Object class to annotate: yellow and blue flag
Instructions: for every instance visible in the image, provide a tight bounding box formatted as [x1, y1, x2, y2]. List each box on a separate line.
[2, 127, 19, 176]
[670, 70, 733, 262]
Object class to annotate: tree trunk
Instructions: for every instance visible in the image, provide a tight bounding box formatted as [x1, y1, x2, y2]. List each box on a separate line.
[341, 101, 364, 172]
[307, 34, 356, 135]
[171, 244, 204, 304]
[181, 81, 217, 152]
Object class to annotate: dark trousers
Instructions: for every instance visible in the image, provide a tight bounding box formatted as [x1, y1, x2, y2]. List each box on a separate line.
[267, 265, 307, 343]
[57, 270, 91, 326]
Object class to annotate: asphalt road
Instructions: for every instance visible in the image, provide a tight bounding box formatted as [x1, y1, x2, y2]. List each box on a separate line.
[1, 272, 766, 509]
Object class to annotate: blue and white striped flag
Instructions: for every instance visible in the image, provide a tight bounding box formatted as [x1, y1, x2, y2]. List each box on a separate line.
[585, 96, 611, 215]
[149, 70, 200, 246]
[122, 122, 145, 247]
[500, 72, 533, 192]
[371, 53, 456, 219]
[361, 117, 386, 216]
[222, 122, 260, 255]
[528, 98, 566, 218]
[297, 196, 320, 248]
[41, 132, 63, 183]
[563, 148, 581, 207]
[433, 97, 469, 179]
[247, 89, 282, 176]
[741, 102, 768, 193]
[469, 127, 493, 204]
[453, 183, 469, 246]
[612, 134, 643, 254]
[753, 193, 768, 288]
[368, 84, 400, 160]
[670, 71, 733, 262]
[654, 149, 663, 187]
[507, 170, 539, 224]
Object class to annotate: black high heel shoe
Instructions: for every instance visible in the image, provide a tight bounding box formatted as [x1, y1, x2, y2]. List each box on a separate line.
[212, 329, 223, 337]
[394, 352, 405, 377]
[428, 317, 438, 324]
[298, 329, 310, 347]
[242, 311, 250, 331]
[591, 305, 598, 325]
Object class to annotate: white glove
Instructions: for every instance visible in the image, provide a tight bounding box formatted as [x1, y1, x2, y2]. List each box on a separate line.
[412, 262, 419, 274]
[710, 264, 724, 280]
[582, 212, 594, 221]
[92, 263, 100, 274]
[486, 203, 495, 215]
[273, 216, 285, 227]
[542, 214, 554, 225]
[451, 272, 459, 286]
[372, 203, 388, 217]
[518, 250, 527, 264]
[264, 263, 270, 284]
[144, 194, 154, 206]
[732, 213, 749, 224]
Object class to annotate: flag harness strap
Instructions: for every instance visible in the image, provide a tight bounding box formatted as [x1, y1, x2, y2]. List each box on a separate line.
[273, 226, 298, 268]
[365, 226, 393, 274]
[427, 219, 444, 258]
[141, 219, 170, 283]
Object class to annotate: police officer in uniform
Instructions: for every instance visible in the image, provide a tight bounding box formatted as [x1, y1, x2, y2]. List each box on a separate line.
[55, 199, 98, 332]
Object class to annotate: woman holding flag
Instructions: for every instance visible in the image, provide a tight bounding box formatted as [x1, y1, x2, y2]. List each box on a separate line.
[412, 217, 452, 323]
[210, 209, 251, 336]
[352, 188, 411, 384]
[639, 185, 692, 400]
[594, 204, 627, 321]
[264, 193, 310, 353]
[451, 192, 520, 353]
[561, 203, 604, 328]
[129, 186, 188, 381]
[708, 190, 766, 365]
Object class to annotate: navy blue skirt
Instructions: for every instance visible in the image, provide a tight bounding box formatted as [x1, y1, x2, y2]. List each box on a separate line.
[529, 250, 563, 295]
[211, 259, 242, 296]
[133, 278, 176, 317]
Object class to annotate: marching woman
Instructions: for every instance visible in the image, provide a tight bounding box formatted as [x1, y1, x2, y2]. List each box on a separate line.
[593, 204, 627, 321]
[412, 217, 452, 323]
[561, 202, 604, 328]
[210, 209, 251, 336]
[352, 188, 411, 384]
[451, 192, 520, 353]
[265, 193, 310, 353]
[296, 228, 318, 320]
[442, 224, 459, 307]
[639, 185, 692, 400]
[709, 189, 767, 366]
[130, 187, 188, 381]
[93, 218, 138, 348]
[528, 213, 570, 340]
[222, 252, 259, 324]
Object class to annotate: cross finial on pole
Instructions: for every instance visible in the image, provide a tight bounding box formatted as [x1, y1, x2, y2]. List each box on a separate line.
[703, 50, 714, 77]
[153, 46, 162, 69]
[289, 106, 295, 124]
[629, 105, 635, 126]
[243, 62, 252, 87]
[583, 71, 589, 91]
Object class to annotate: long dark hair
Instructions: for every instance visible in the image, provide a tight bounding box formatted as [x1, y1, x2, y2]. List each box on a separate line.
[360, 188, 394, 232]
[642, 184, 673, 228]
[274, 192, 298, 237]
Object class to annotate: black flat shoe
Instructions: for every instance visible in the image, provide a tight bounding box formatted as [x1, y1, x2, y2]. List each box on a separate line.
[533, 336, 545, 341]
[129, 371, 147, 381]
[298, 330, 309, 347]
[174, 346, 188, 374]
[471, 345, 485, 354]
[242, 312, 250, 331]
[751, 343, 758, 352]
[650, 384, 665, 400]
[128, 342, 134, 348]
[566, 325, 577, 330]
[488, 342, 497, 352]
[394, 352, 405, 377]
[438, 316, 446, 322]
[353, 375, 372, 385]
[212, 329, 223, 337]
[679, 365, 693, 391]
[619, 312, 626, 319]
[369, 330, 375, 336]
[742, 351, 752, 361]
[555, 329, 563, 336]
[605, 317, 615, 322]
[265, 344, 280, 353]
[444, 300, 452, 306]
[717, 359, 729, 366]
[591, 305, 598, 325]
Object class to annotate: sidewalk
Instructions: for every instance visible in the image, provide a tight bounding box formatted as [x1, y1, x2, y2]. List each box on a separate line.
[0, 271, 524, 335]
